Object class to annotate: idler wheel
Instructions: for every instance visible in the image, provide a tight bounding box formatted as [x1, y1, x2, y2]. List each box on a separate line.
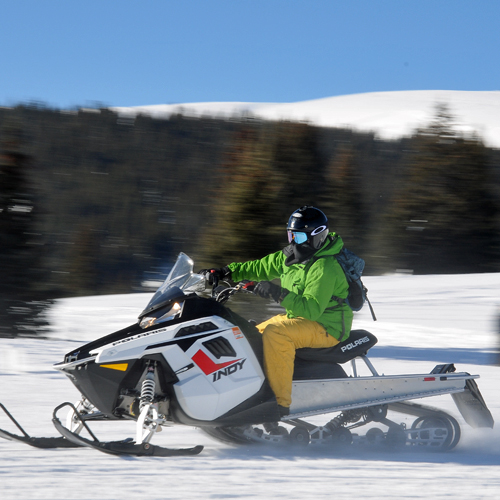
[365, 427, 384, 444]
[385, 426, 407, 449]
[289, 426, 310, 446]
[330, 427, 353, 447]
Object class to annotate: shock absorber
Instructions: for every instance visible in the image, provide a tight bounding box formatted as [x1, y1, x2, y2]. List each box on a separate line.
[139, 366, 156, 411]
[326, 409, 365, 431]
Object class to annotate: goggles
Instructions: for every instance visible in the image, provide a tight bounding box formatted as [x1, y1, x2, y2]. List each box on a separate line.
[287, 230, 308, 245]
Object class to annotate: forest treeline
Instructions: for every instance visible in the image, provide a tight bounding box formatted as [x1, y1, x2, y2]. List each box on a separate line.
[1, 103, 499, 335]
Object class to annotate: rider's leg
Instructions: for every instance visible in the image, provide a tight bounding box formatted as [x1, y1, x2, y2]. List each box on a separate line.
[257, 315, 341, 409]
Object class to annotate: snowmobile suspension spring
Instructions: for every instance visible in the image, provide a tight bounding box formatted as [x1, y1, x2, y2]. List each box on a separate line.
[139, 367, 156, 410]
[327, 410, 365, 430]
[81, 398, 93, 411]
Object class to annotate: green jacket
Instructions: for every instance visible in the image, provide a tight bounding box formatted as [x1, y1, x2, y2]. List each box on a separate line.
[228, 233, 353, 341]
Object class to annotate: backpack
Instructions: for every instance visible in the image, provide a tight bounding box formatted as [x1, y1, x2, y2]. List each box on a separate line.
[332, 248, 377, 321]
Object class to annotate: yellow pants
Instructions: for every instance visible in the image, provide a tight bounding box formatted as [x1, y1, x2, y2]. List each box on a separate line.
[257, 314, 340, 408]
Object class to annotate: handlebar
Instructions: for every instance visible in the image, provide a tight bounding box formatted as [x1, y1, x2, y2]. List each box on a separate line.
[210, 280, 257, 303]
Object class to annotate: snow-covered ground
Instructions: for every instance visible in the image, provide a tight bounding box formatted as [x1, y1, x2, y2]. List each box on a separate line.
[112, 90, 500, 149]
[1, 272, 500, 500]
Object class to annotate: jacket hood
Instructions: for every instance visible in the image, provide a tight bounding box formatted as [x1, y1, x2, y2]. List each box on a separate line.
[283, 232, 343, 266]
[314, 232, 344, 258]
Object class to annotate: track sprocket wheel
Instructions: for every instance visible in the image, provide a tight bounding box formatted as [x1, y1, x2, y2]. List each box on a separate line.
[409, 415, 459, 451]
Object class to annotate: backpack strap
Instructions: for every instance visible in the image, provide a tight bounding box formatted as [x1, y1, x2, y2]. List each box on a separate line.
[336, 285, 377, 322]
[324, 300, 348, 342]
[327, 267, 377, 322]
[365, 294, 377, 321]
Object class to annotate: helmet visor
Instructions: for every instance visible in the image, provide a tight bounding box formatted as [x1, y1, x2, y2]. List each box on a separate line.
[287, 230, 308, 245]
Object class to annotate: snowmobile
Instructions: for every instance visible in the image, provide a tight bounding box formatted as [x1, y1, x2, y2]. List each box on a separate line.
[0, 253, 494, 456]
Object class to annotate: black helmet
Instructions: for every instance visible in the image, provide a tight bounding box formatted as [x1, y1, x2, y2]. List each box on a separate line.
[287, 206, 329, 250]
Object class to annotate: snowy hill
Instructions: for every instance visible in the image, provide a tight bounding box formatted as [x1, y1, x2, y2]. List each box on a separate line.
[112, 90, 500, 149]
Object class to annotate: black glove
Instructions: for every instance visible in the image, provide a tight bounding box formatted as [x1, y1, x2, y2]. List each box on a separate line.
[240, 280, 256, 292]
[198, 266, 231, 284]
[253, 281, 289, 303]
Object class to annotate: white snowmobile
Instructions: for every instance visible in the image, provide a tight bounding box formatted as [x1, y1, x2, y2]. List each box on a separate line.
[0, 252, 494, 456]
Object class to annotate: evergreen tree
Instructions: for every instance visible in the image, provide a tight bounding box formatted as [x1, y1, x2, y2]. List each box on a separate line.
[383, 105, 499, 273]
[199, 122, 325, 265]
[319, 143, 366, 251]
[0, 117, 46, 336]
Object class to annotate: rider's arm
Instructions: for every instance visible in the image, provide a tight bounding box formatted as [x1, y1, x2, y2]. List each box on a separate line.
[228, 251, 285, 282]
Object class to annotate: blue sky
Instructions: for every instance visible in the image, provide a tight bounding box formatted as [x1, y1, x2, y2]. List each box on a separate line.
[1, 0, 499, 108]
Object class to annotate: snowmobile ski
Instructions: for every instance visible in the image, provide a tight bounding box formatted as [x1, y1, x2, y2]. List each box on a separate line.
[52, 402, 203, 457]
[0, 402, 81, 449]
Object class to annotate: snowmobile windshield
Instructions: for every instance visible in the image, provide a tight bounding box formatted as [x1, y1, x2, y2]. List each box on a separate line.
[139, 253, 205, 319]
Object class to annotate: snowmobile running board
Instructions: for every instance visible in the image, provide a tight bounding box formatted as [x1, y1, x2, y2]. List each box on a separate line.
[286, 366, 493, 428]
[52, 402, 203, 457]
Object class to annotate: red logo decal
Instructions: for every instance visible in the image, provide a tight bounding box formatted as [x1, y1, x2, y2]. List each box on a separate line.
[191, 350, 241, 376]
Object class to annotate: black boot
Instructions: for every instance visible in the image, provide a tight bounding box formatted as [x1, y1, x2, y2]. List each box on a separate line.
[278, 405, 290, 418]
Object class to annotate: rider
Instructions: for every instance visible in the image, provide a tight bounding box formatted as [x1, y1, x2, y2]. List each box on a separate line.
[203, 206, 352, 417]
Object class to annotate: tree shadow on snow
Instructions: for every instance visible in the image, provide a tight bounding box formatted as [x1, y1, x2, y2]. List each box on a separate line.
[369, 346, 498, 366]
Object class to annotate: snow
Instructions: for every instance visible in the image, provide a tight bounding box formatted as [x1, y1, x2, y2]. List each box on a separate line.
[1, 272, 500, 499]
[111, 90, 500, 149]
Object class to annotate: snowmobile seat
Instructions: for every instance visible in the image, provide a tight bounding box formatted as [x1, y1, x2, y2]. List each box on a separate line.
[293, 330, 377, 380]
[295, 330, 378, 366]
